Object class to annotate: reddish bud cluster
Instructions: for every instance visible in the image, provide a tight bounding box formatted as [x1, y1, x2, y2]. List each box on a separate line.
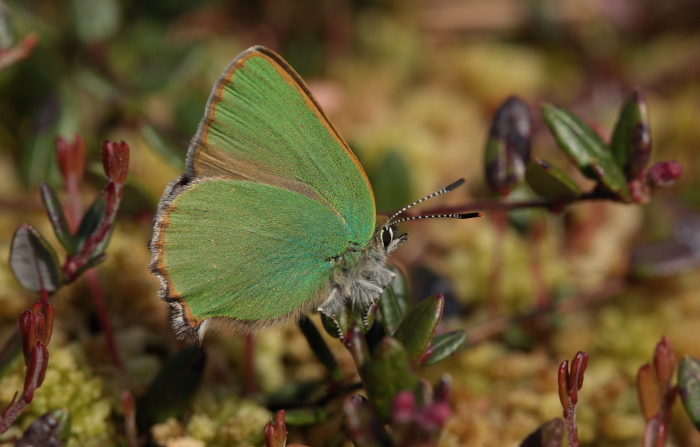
[637, 336, 678, 446]
[390, 378, 452, 444]
[102, 140, 130, 185]
[646, 161, 683, 189]
[558, 351, 588, 408]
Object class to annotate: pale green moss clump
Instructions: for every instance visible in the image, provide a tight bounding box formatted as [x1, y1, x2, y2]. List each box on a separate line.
[0, 345, 112, 446]
[150, 389, 270, 447]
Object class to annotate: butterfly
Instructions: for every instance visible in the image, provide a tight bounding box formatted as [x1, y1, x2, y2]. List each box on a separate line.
[150, 46, 480, 342]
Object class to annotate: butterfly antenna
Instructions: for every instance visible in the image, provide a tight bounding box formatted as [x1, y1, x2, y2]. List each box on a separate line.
[390, 211, 483, 226]
[387, 178, 467, 226]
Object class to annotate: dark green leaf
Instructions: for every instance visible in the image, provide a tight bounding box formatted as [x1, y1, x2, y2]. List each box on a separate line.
[298, 317, 343, 381]
[10, 224, 62, 293]
[520, 418, 564, 447]
[484, 96, 532, 195]
[16, 408, 71, 447]
[525, 159, 580, 201]
[283, 407, 329, 426]
[370, 150, 413, 212]
[393, 294, 444, 364]
[136, 346, 206, 431]
[40, 183, 76, 254]
[611, 90, 651, 180]
[363, 337, 421, 421]
[75, 196, 107, 253]
[346, 325, 370, 369]
[679, 356, 700, 430]
[422, 330, 468, 366]
[379, 285, 406, 336]
[542, 103, 629, 199]
[344, 395, 394, 447]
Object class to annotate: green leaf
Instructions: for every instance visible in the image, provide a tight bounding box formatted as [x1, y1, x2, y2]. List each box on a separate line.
[525, 158, 580, 201]
[611, 90, 651, 180]
[379, 284, 407, 336]
[40, 183, 76, 254]
[542, 103, 629, 199]
[520, 418, 564, 447]
[75, 196, 107, 253]
[136, 347, 206, 431]
[346, 325, 371, 369]
[363, 337, 421, 421]
[298, 317, 343, 381]
[484, 96, 532, 195]
[10, 224, 63, 293]
[369, 150, 413, 212]
[422, 330, 468, 366]
[283, 407, 329, 426]
[393, 294, 444, 364]
[679, 356, 700, 430]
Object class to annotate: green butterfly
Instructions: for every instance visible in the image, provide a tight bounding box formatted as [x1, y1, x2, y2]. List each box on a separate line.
[150, 46, 479, 341]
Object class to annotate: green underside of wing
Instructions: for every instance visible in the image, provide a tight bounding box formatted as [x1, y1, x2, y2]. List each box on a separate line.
[162, 179, 352, 322]
[193, 53, 376, 245]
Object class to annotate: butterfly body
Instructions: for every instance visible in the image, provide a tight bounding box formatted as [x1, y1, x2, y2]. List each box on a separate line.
[150, 46, 405, 340]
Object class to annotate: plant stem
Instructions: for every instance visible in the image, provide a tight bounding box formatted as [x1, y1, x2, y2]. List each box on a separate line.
[86, 270, 123, 370]
[565, 404, 580, 447]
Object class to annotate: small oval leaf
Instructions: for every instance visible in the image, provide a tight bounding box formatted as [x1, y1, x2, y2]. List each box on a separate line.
[379, 284, 406, 336]
[393, 294, 444, 364]
[525, 158, 581, 201]
[363, 337, 421, 421]
[422, 330, 468, 366]
[611, 89, 651, 180]
[679, 355, 700, 430]
[542, 103, 630, 199]
[10, 224, 63, 293]
[484, 96, 532, 195]
[74, 196, 107, 254]
[40, 183, 76, 254]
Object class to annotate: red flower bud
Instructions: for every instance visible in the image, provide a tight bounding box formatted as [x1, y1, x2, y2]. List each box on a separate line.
[101, 140, 130, 184]
[647, 161, 683, 188]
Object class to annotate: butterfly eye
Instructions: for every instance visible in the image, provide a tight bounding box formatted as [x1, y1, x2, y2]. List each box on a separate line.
[381, 226, 394, 249]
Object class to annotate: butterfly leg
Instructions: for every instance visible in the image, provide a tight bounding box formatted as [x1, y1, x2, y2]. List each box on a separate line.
[361, 300, 379, 331]
[318, 286, 347, 342]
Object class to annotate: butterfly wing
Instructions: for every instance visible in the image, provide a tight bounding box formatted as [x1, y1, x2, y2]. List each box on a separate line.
[151, 47, 376, 336]
[152, 179, 351, 333]
[187, 46, 375, 243]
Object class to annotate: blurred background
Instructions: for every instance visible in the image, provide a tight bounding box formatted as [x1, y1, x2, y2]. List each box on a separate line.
[0, 0, 699, 446]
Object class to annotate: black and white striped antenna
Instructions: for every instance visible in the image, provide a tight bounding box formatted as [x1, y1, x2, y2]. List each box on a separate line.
[386, 178, 482, 227]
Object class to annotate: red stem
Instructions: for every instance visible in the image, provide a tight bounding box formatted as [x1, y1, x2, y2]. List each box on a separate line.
[564, 403, 580, 447]
[86, 270, 123, 370]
